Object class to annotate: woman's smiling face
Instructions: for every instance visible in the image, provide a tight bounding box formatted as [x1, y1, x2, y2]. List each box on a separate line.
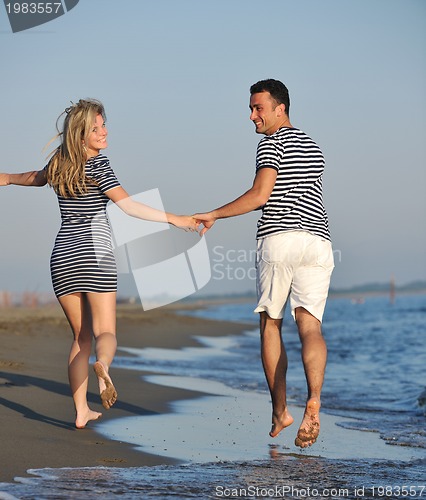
[85, 113, 108, 157]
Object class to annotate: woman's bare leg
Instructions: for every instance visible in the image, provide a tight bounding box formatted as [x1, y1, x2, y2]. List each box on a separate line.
[58, 293, 102, 428]
[86, 292, 118, 409]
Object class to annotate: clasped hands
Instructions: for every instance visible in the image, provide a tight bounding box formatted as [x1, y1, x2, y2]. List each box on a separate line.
[176, 212, 216, 236]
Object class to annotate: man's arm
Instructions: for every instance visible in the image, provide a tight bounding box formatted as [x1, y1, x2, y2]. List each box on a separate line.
[194, 167, 277, 235]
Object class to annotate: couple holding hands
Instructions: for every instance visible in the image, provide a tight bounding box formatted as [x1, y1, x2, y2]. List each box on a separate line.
[0, 79, 334, 449]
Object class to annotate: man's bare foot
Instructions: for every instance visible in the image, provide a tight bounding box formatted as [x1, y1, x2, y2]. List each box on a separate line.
[295, 398, 321, 448]
[75, 408, 102, 429]
[269, 408, 294, 437]
[93, 361, 117, 410]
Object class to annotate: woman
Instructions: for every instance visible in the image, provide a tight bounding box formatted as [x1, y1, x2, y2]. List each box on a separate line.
[0, 99, 197, 429]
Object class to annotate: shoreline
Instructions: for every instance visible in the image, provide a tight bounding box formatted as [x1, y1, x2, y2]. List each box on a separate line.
[97, 374, 425, 465]
[0, 302, 254, 483]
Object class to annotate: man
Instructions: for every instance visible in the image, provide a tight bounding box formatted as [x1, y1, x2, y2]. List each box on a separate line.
[194, 79, 334, 448]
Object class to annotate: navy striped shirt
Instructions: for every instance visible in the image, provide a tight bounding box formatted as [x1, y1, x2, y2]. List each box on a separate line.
[255, 127, 331, 241]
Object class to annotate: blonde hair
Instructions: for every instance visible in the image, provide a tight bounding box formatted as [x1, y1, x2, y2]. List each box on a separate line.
[46, 99, 106, 198]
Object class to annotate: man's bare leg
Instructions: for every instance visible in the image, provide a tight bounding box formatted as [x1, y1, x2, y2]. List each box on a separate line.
[294, 307, 327, 447]
[260, 312, 294, 437]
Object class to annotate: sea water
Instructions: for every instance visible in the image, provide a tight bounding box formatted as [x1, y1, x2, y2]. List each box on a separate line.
[0, 294, 425, 499]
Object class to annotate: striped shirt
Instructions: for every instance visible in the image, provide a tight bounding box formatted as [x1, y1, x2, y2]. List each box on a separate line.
[255, 127, 331, 241]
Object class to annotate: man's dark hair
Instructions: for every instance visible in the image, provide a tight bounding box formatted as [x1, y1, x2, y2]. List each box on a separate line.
[250, 79, 290, 116]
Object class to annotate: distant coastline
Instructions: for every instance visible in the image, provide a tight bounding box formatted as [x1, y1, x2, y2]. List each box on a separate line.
[175, 279, 426, 305]
[329, 279, 426, 297]
[187, 279, 426, 303]
[1, 280, 425, 309]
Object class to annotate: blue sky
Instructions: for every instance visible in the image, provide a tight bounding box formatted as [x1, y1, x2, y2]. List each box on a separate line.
[0, 0, 425, 297]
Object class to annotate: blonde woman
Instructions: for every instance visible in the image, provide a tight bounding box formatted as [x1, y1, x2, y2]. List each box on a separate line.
[0, 99, 197, 429]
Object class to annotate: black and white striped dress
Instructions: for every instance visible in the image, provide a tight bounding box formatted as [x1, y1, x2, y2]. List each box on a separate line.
[50, 154, 121, 297]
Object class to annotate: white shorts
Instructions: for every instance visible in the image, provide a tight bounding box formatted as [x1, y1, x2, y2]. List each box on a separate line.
[254, 231, 334, 322]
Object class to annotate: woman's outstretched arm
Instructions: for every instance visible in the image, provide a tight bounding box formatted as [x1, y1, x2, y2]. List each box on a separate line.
[106, 185, 198, 232]
[0, 169, 47, 187]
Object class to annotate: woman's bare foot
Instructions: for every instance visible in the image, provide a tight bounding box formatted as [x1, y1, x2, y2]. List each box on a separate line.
[75, 408, 102, 429]
[269, 408, 294, 438]
[294, 398, 321, 448]
[93, 361, 117, 410]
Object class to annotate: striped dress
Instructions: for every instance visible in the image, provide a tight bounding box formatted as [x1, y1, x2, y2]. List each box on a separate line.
[255, 127, 331, 241]
[50, 154, 121, 297]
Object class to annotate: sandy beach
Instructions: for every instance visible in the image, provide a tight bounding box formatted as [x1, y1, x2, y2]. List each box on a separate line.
[0, 302, 252, 483]
[1, 298, 425, 499]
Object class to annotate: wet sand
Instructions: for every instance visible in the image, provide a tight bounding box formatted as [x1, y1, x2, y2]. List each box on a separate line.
[0, 302, 252, 482]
